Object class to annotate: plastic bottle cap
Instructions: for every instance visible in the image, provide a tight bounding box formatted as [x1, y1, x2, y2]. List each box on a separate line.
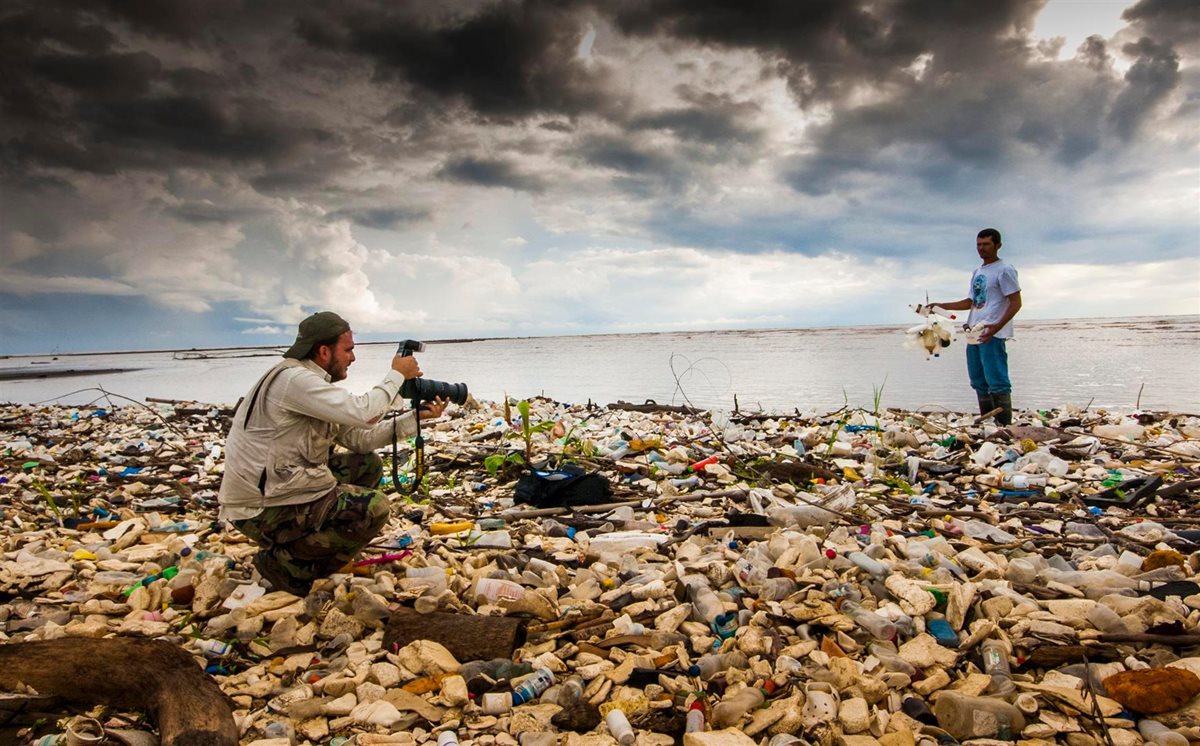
[687, 665, 701, 677]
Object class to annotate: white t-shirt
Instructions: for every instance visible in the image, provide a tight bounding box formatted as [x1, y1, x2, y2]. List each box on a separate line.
[966, 260, 1020, 340]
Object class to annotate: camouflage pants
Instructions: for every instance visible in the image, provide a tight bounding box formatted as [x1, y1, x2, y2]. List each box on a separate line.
[233, 452, 390, 585]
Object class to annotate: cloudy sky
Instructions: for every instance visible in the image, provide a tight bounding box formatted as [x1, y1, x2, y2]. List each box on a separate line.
[1, 0, 1197, 354]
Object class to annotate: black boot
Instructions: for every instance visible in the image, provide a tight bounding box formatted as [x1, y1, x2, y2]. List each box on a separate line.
[976, 393, 996, 418]
[993, 392, 1013, 426]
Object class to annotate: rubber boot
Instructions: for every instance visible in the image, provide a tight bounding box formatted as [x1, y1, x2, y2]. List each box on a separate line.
[976, 393, 995, 419]
[993, 392, 1013, 427]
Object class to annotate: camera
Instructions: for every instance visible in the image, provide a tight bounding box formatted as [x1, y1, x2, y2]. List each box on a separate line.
[396, 340, 469, 404]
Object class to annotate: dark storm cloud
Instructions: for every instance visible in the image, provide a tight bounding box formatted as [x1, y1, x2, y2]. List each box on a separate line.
[1109, 37, 1181, 139]
[1123, 0, 1200, 51]
[630, 88, 763, 145]
[0, 1, 348, 188]
[607, 0, 1040, 107]
[328, 206, 431, 230]
[437, 156, 548, 193]
[298, 1, 611, 119]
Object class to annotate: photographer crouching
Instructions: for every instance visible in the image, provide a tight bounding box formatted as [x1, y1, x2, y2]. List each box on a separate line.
[218, 311, 452, 596]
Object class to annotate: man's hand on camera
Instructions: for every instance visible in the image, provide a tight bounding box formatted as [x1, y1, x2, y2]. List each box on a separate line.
[392, 355, 422, 379]
[419, 396, 449, 421]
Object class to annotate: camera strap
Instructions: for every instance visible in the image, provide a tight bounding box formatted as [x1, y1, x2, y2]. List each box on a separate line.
[391, 398, 426, 495]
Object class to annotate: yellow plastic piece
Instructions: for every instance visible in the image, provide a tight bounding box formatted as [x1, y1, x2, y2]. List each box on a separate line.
[430, 521, 474, 535]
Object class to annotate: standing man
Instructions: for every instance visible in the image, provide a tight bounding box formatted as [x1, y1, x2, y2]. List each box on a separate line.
[923, 228, 1023, 425]
[218, 311, 447, 595]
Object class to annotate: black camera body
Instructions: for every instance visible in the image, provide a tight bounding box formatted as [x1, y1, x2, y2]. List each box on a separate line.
[397, 339, 469, 404]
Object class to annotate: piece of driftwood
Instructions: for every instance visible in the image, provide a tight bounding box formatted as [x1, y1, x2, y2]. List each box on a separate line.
[1098, 633, 1200, 647]
[0, 638, 237, 746]
[1020, 644, 1121, 668]
[748, 459, 838, 483]
[383, 609, 527, 662]
[607, 400, 703, 415]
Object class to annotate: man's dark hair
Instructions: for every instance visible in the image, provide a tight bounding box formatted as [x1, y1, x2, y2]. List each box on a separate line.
[977, 228, 1002, 246]
[305, 333, 343, 360]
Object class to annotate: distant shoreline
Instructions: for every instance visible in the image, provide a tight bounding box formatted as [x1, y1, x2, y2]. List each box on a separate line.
[1, 313, 1193, 359]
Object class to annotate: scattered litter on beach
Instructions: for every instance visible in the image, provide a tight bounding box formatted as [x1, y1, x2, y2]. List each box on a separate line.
[2, 396, 1200, 745]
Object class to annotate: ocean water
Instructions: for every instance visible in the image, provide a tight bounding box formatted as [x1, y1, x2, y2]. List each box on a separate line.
[2, 316, 1197, 414]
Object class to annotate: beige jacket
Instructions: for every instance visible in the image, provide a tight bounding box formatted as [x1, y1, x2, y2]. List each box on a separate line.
[218, 358, 417, 521]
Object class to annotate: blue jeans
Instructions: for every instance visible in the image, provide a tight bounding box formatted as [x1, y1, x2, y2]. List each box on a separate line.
[966, 339, 1011, 395]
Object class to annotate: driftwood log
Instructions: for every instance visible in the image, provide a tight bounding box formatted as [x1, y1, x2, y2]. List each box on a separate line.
[607, 400, 703, 415]
[0, 638, 237, 746]
[384, 610, 527, 662]
[747, 459, 838, 484]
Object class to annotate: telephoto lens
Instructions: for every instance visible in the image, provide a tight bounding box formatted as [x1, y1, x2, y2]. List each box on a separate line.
[400, 377, 469, 405]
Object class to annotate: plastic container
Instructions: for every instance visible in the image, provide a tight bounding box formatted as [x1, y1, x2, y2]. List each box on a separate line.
[759, 576, 798, 600]
[1139, 719, 1188, 746]
[841, 600, 897, 641]
[980, 639, 1015, 697]
[684, 577, 725, 626]
[1087, 603, 1129, 634]
[481, 692, 511, 715]
[437, 733, 460, 746]
[710, 686, 765, 728]
[543, 675, 584, 706]
[512, 668, 555, 705]
[587, 531, 670, 555]
[868, 641, 918, 676]
[605, 708, 635, 745]
[472, 577, 526, 604]
[979, 473, 1048, 489]
[685, 701, 705, 733]
[195, 639, 231, 657]
[846, 551, 889, 578]
[933, 690, 1025, 739]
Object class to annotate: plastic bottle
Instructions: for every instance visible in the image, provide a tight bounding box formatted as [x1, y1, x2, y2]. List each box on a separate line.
[733, 557, 768, 587]
[472, 577, 526, 604]
[867, 641, 918, 676]
[511, 668, 555, 705]
[846, 551, 888, 578]
[1138, 719, 1188, 746]
[688, 651, 749, 680]
[684, 577, 725, 628]
[685, 701, 705, 733]
[978, 473, 1048, 489]
[759, 576, 798, 601]
[543, 675, 584, 706]
[195, 638, 231, 657]
[605, 708, 635, 746]
[1086, 603, 1129, 634]
[481, 692, 511, 715]
[437, 733, 460, 746]
[710, 687, 765, 728]
[841, 600, 897, 641]
[933, 690, 1025, 739]
[980, 639, 1015, 697]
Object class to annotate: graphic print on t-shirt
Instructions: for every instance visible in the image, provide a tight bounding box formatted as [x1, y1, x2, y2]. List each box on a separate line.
[971, 273, 987, 308]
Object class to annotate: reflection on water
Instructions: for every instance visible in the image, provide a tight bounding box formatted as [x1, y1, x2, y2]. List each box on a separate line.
[2, 316, 1197, 413]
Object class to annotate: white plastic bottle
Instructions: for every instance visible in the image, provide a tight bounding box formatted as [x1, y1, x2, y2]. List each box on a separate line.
[1139, 719, 1188, 746]
[606, 708, 635, 745]
[689, 651, 749, 680]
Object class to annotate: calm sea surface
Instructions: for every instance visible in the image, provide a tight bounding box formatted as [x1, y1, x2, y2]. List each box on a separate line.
[2, 316, 1197, 414]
